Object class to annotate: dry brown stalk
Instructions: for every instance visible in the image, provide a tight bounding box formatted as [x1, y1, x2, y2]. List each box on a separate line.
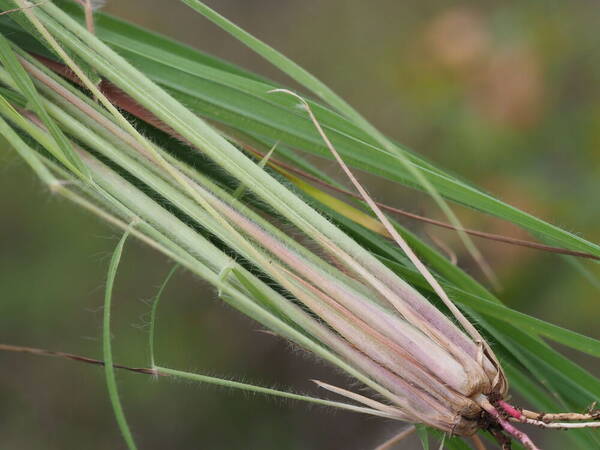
[0, 343, 161, 376]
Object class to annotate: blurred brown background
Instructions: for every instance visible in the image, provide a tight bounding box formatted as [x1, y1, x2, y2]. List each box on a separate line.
[1, 1, 599, 449]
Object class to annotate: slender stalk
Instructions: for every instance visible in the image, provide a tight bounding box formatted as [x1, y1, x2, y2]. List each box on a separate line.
[0, 343, 394, 419]
[373, 426, 416, 450]
[498, 401, 600, 429]
[148, 266, 177, 369]
[103, 230, 137, 450]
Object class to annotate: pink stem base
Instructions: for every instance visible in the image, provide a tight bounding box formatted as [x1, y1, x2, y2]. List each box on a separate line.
[477, 398, 541, 450]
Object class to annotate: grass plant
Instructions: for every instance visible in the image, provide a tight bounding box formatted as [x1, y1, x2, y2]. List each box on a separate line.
[0, 1, 599, 448]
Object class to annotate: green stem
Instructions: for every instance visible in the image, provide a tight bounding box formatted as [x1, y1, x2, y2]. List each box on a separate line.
[103, 230, 137, 450]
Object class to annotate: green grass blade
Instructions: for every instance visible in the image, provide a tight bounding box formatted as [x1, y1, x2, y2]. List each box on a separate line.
[179, 0, 350, 113]
[148, 265, 178, 369]
[0, 113, 55, 185]
[4, 4, 597, 258]
[181, 0, 500, 287]
[0, 24, 89, 178]
[173, 1, 587, 258]
[103, 230, 137, 450]
[180, 0, 599, 270]
[0, 88, 81, 169]
[0, 0, 100, 84]
[155, 366, 393, 419]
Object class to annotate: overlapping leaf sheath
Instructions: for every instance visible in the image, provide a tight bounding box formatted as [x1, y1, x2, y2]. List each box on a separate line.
[182, 179, 507, 435]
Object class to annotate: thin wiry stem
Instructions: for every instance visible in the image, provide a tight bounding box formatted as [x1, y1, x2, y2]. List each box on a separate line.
[0, 343, 394, 419]
[0, 343, 159, 376]
[373, 426, 416, 450]
[498, 401, 600, 429]
[512, 419, 600, 429]
[521, 408, 600, 422]
[500, 400, 600, 422]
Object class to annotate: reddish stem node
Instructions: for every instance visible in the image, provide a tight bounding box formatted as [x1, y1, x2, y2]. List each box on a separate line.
[478, 397, 541, 450]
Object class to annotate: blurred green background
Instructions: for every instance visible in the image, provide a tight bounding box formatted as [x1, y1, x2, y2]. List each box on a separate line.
[1, 1, 599, 449]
